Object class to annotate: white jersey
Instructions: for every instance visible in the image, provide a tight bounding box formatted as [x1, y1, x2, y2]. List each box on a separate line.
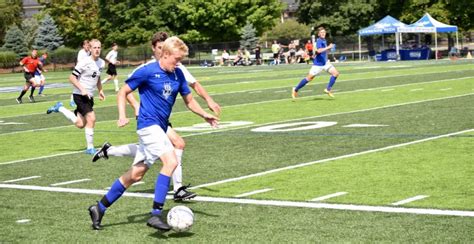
[105, 50, 118, 64]
[177, 63, 196, 85]
[72, 56, 105, 97]
[77, 49, 90, 63]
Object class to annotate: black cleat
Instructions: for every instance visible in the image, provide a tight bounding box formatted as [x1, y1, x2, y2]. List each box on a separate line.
[88, 203, 104, 230]
[92, 142, 111, 162]
[28, 95, 35, 103]
[146, 214, 171, 231]
[16, 98, 22, 104]
[173, 185, 197, 201]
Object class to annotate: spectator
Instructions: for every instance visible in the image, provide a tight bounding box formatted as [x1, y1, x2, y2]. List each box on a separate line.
[233, 49, 243, 66]
[220, 49, 230, 66]
[255, 44, 262, 65]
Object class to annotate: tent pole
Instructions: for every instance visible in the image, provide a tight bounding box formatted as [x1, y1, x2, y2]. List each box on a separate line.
[456, 31, 459, 50]
[359, 35, 361, 61]
[435, 32, 438, 60]
[395, 32, 400, 60]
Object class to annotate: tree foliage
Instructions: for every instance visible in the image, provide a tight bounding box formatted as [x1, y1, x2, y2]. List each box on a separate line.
[2, 25, 28, 57]
[22, 18, 39, 49]
[263, 19, 311, 42]
[34, 14, 63, 51]
[240, 22, 259, 50]
[0, 0, 23, 46]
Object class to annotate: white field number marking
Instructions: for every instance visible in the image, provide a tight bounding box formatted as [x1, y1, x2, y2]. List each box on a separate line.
[251, 121, 337, 132]
[174, 121, 253, 132]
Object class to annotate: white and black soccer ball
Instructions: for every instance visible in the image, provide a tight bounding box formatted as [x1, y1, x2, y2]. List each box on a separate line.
[167, 205, 194, 232]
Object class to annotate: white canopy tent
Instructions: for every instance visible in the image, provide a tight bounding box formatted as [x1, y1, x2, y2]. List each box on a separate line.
[397, 13, 459, 60]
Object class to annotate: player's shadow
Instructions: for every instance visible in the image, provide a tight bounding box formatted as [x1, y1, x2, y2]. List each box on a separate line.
[149, 231, 195, 239]
[101, 212, 150, 228]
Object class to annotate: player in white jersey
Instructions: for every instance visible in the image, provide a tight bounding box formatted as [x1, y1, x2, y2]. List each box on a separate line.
[101, 43, 120, 92]
[92, 32, 221, 201]
[47, 39, 106, 154]
[70, 40, 92, 107]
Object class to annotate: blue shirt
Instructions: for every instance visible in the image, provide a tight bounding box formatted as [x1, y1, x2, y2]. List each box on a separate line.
[313, 38, 327, 66]
[125, 60, 191, 131]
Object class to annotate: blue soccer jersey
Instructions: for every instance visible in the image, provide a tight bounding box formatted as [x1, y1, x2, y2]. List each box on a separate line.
[125, 60, 191, 131]
[313, 38, 328, 66]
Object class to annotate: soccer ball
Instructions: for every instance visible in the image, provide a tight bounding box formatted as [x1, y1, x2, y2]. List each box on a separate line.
[167, 205, 194, 232]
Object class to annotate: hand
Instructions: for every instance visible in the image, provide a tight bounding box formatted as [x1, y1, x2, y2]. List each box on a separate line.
[327, 43, 334, 49]
[207, 101, 221, 117]
[99, 90, 105, 101]
[203, 113, 219, 128]
[117, 117, 129, 127]
[44, 69, 48, 73]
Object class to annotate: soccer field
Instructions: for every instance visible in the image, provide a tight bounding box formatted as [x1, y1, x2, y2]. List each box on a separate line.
[0, 60, 473, 242]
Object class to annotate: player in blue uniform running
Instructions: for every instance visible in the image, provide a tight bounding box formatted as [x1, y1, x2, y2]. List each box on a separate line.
[87, 36, 218, 231]
[292, 26, 340, 99]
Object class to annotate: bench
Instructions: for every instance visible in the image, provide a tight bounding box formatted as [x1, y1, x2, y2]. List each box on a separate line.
[213, 53, 277, 66]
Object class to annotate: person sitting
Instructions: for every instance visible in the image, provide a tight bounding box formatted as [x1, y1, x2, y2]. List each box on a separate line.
[233, 49, 243, 66]
[448, 46, 459, 60]
[220, 49, 230, 66]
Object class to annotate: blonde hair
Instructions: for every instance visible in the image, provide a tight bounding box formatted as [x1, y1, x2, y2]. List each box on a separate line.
[161, 36, 188, 57]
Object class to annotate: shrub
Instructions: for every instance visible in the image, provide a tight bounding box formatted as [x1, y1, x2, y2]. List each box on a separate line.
[0, 51, 18, 68]
[51, 46, 77, 64]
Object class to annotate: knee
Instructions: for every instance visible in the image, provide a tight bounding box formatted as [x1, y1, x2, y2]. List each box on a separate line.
[130, 173, 144, 183]
[333, 71, 340, 77]
[172, 137, 185, 150]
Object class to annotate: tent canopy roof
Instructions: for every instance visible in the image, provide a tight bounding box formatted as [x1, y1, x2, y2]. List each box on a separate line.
[397, 13, 458, 33]
[358, 15, 407, 36]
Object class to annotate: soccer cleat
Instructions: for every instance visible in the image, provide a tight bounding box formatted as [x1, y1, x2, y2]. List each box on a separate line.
[92, 142, 111, 162]
[46, 102, 63, 114]
[324, 88, 335, 98]
[147, 214, 171, 231]
[16, 98, 22, 104]
[69, 100, 76, 108]
[291, 88, 298, 99]
[88, 203, 104, 230]
[173, 185, 197, 201]
[85, 148, 97, 155]
[28, 96, 35, 103]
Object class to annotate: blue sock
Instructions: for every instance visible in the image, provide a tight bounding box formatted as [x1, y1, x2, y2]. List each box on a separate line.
[38, 85, 44, 94]
[295, 78, 309, 92]
[98, 179, 126, 213]
[151, 173, 171, 215]
[327, 76, 337, 90]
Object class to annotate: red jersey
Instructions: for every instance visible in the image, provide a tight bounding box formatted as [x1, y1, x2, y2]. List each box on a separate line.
[305, 42, 313, 51]
[20, 56, 41, 73]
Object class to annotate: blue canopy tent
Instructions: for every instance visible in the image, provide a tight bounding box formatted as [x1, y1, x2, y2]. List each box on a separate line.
[358, 15, 407, 61]
[397, 13, 459, 60]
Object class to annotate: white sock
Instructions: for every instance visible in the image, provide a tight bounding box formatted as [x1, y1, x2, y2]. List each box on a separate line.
[172, 149, 183, 192]
[101, 78, 108, 84]
[58, 106, 77, 123]
[107, 144, 138, 157]
[113, 79, 119, 90]
[85, 127, 94, 149]
[70, 94, 74, 102]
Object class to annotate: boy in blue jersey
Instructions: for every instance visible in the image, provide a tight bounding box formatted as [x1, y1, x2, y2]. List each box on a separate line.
[88, 36, 219, 231]
[292, 27, 340, 99]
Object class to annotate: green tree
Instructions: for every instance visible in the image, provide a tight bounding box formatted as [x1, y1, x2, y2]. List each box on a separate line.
[0, 0, 23, 46]
[34, 14, 63, 51]
[41, 0, 101, 48]
[22, 18, 39, 49]
[263, 19, 311, 42]
[170, 0, 284, 42]
[2, 25, 28, 57]
[240, 22, 259, 50]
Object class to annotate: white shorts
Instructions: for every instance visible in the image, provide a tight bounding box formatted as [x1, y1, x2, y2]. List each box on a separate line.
[34, 74, 44, 83]
[309, 62, 334, 76]
[133, 125, 174, 167]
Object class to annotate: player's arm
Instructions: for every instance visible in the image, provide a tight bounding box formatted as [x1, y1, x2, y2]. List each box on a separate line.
[189, 81, 221, 117]
[96, 76, 105, 101]
[316, 43, 334, 54]
[126, 93, 140, 117]
[117, 84, 133, 127]
[182, 93, 218, 127]
[69, 74, 88, 96]
[19, 58, 29, 72]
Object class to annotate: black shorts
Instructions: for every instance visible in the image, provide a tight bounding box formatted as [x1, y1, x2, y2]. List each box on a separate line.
[106, 63, 117, 76]
[73, 94, 94, 116]
[168, 122, 173, 128]
[24, 72, 35, 83]
[273, 53, 279, 59]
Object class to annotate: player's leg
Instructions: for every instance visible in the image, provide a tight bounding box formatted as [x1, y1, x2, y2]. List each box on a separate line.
[89, 162, 149, 230]
[292, 67, 318, 99]
[167, 127, 197, 200]
[16, 83, 30, 104]
[84, 111, 96, 154]
[38, 75, 45, 95]
[92, 142, 138, 162]
[324, 65, 340, 98]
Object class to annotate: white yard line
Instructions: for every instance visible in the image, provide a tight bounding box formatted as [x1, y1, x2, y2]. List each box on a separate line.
[440, 88, 452, 91]
[189, 129, 474, 190]
[381, 89, 394, 92]
[0, 183, 472, 217]
[392, 195, 429, 206]
[49, 178, 90, 186]
[2, 175, 41, 183]
[234, 188, 273, 198]
[2, 93, 473, 166]
[310, 192, 348, 202]
[410, 88, 424, 92]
